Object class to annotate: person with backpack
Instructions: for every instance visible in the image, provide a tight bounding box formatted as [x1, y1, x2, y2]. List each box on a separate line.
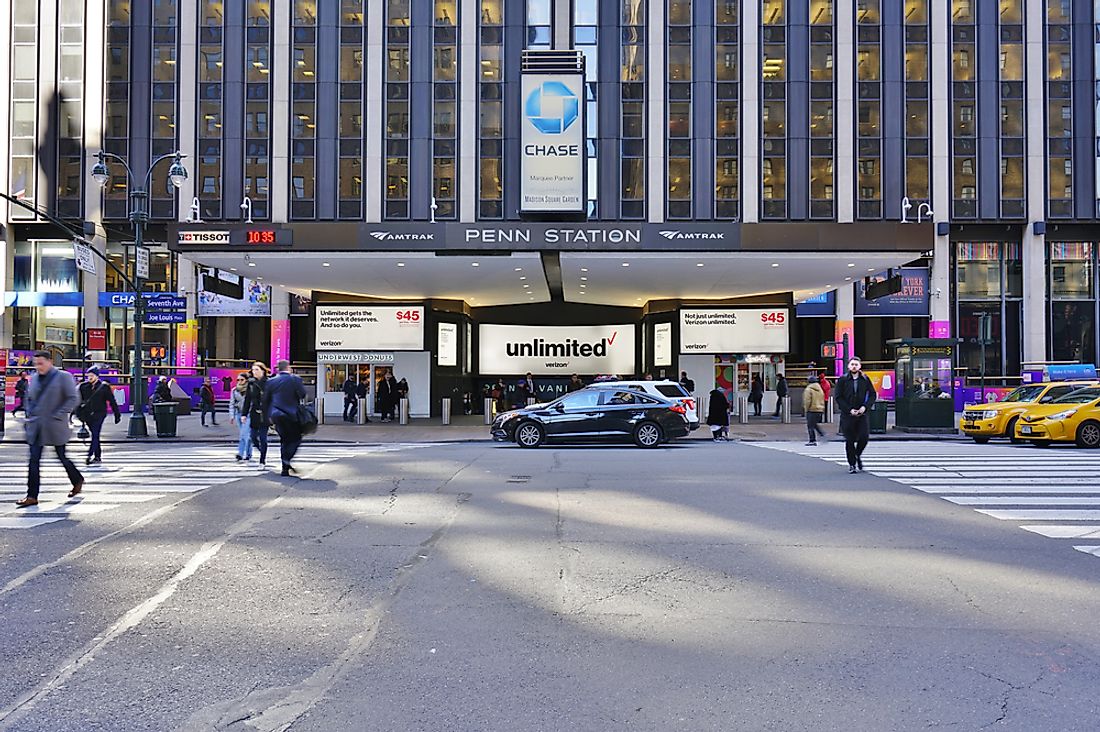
[802, 375, 827, 446]
[199, 379, 218, 426]
[77, 366, 121, 465]
[679, 371, 695, 394]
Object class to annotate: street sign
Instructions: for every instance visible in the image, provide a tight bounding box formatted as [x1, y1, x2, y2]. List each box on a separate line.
[135, 246, 150, 279]
[87, 328, 107, 351]
[145, 295, 187, 311]
[73, 242, 97, 275]
[144, 311, 186, 324]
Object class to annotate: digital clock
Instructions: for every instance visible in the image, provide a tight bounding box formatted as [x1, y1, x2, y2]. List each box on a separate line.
[229, 228, 293, 246]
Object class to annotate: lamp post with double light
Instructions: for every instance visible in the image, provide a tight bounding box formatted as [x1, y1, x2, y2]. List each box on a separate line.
[90, 150, 188, 438]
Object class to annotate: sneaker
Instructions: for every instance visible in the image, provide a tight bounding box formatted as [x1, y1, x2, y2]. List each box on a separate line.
[848, 465, 858, 474]
[857, 458, 864, 472]
[805, 441, 816, 446]
[235, 455, 243, 462]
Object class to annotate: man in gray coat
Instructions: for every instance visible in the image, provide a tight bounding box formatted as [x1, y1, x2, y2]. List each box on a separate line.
[16, 351, 84, 507]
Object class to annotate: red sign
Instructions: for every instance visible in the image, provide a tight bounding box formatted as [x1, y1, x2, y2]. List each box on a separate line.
[87, 328, 107, 351]
[0, 348, 8, 370]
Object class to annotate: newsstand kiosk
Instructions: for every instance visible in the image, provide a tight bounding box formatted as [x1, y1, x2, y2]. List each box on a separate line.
[888, 338, 958, 432]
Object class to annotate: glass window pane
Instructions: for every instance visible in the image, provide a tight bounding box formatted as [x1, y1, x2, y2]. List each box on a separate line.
[1052, 303, 1096, 364]
[622, 158, 645, 200]
[667, 158, 691, 200]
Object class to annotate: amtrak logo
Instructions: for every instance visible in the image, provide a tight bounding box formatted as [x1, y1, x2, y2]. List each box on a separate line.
[370, 231, 434, 241]
[659, 230, 725, 240]
[525, 81, 580, 135]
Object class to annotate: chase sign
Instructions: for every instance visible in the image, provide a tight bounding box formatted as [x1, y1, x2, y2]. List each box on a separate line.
[525, 81, 579, 135]
[520, 74, 585, 214]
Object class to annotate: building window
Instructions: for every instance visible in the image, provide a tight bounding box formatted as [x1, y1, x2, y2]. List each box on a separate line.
[384, 1, 411, 219]
[433, 0, 459, 220]
[761, 0, 786, 219]
[621, 0, 646, 219]
[338, 1, 364, 219]
[150, 0, 180, 219]
[1048, 242, 1097, 363]
[197, 0, 224, 220]
[856, 0, 882, 221]
[808, 0, 834, 219]
[903, 0, 930, 217]
[713, 0, 738, 220]
[998, 0, 1024, 218]
[1048, 0, 1073, 218]
[575, 1, 599, 218]
[954, 242, 1023, 377]
[54, 0, 85, 219]
[479, 0, 504, 219]
[950, 1, 977, 218]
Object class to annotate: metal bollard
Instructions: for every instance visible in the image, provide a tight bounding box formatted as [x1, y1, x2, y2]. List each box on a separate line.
[356, 397, 367, 425]
[399, 397, 409, 425]
[826, 398, 835, 424]
[484, 397, 495, 425]
[441, 397, 451, 425]
[316, 396, 325, 425]
[527, 397, 537, 407]
[781, 396, 792, 424]
[738, 396, 750, 424]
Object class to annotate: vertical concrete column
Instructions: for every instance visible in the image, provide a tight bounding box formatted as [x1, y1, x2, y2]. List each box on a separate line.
[0, 228, 11, 348]
[552, 0, 572, 49]
[365, 0, 384, 222]
[0, 11, 9, 344]
[177, 1, 198, 221]
[834, 0, 854, 223]
[82, 0, 109, 330]
[269, 289, 290, 367]
[270, 0, 291, 223]
[646, 0, 665, 223]
[739, 0, 760, 223]
[834, 285, 855, 377]
[1021, 2, 1048, 364]
[928, 0, 951, 335]
[177, 257, 198, 321]
[459, 0, 478, 222]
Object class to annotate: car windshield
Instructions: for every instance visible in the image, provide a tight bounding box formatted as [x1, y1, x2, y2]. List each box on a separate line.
[999, 385, 1045, 403]
[1051, 388, 1100, 404]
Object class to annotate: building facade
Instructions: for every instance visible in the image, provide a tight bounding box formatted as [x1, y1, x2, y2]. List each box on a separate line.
[3, 0, 1100, 403]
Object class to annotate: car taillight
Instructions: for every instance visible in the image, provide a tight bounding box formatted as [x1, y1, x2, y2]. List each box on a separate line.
[670, 404, 686, 414]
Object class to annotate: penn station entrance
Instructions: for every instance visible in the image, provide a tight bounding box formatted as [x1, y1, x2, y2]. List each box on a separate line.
[168, 221, 932, 418]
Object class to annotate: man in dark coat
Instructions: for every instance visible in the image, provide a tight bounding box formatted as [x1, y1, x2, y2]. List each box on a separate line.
[706, 388, 731, 441]
[263, 360, 307, 477]
[355, 377, 371, 423]
[749, 376, 764, 416]
[833, 357, 878, 474]
[377, 372, 397, 422]
[17, 351, 83, 507]
[77, 367, 121, 465]
[342, 375, 358, 422]
[199, 380, 218, 426]
[679, 371, 695, 394]
[13, 372, 29, 416]
[566, 374, 584, 393]
[772, 374, 789, 417]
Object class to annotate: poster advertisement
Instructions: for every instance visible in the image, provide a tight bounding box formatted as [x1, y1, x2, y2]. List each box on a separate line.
[315, 305, 424, 351]
[198, 274, 271, 317]
[438, 322, 458, 367]
[176, 320, 199, 370]
[270, 319, 291, 368]
[654, 322, 672, 366]
[856, 268, 930, 317]
[479, 324, 635, 375]
[520, 74, 586, 213]
[796, 291, 836, 318]
[679, 309, 790, 354]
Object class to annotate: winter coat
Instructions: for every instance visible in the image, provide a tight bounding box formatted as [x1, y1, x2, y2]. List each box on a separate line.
[263, 371, 307, 420]
[152, 382, 173, 403]
[25, 367, 79, 446]
[229, 388, 247, 420]
[242, 376, 269, 426]
[342, 379, 357, 398]
[834, 373, 878, 434]
[802, 382, 826, 413]
[15, 377, 28, 399]
[819, 375, 831, 402]
[200, 384, 216, 407]
[775, 377, 789, 399]
[706, 389, 730, 427]
[377, 378, 397, 407]
[78, 380, 121, 421]
[749, 379, 764, 403]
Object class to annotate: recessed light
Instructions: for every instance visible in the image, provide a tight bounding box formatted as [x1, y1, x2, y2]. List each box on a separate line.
[230, 267, 238, 271]
[248, 262, 256, 267]
[696, 263, 705, 267]
[868, 268, 875, 272]
[519, 276, 527, 280]
[580, 277, 587, 281]
[771, 263, 779, 268]
[845, 277, 852, 281]
[523, 284, 530, 288]
[514, 267, 523, 272]
[621, 262, 630, 267]
[397, 262, 405, 267]
[471, 262, 479, 267]
[322, 262, 330, 267]
[580, 284, 586, 288]
[581, 268, 588, 272]
[257, 277, 263, 280]
[847, 263, 855, 268]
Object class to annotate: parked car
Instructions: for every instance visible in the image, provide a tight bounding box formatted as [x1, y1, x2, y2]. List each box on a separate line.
[490, 386, 690, 448]
[1014, 386, 1100, 448]
[585, 380, 700, 431]
[961, 380, 1099, 444]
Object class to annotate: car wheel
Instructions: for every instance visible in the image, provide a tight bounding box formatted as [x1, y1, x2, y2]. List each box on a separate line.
[515, 421, 545, 448]
[1075, 421, 1100, 448]
[1005, 417, 1023, 444]
[1031, 440, 1051, 448]
[972, 437, 990, 445]
[633, 421, 663, 448]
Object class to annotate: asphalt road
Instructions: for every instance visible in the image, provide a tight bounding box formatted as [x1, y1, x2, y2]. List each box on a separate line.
[1, 438, 1098, 731]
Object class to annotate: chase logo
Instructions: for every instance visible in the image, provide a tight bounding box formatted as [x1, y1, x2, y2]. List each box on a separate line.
[525, 81, 579, 135]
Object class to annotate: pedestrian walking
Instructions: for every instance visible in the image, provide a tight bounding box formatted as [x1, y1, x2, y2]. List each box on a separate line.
[802, 375, 827, 446]
[229, 372, 252, 462]
[679, 371, 695, 394]
[16, 351, 83, 507]
[264, 359, 307, 477]
[76, 367, 121, 465]
[199, 379, 218, 426]
[355, 376, 371, 423]
[749, 375, 764, 417]
[242, 362, 270, 466]
[834, 358, 878, 474]
[13, 372, 29, 416]
[566, 373, 584, 393]
[772, 374, 789, 417]
[342, 374, 358, 422]
[707, 387, 731, 441]
[378, 372, 397, 422]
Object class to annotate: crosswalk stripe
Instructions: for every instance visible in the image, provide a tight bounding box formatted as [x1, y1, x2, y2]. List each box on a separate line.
[756, 440, 1100, 561]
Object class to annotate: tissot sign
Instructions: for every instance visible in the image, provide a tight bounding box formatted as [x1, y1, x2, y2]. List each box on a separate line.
[479, 324, 635, 375]
[520, 74, 585, 214]
[679, 308, 790, 354]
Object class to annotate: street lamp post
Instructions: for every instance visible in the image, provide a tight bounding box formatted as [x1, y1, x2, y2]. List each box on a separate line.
[91, 150, 188, 438]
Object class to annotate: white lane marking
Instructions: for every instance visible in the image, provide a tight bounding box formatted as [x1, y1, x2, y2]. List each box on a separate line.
[0, 517, 64, 529]
[945, 496, 1100, 506]
[1073, 546, 1100, 557]
[11, 503, 116, 516]
[0, 496, 286, 727]
[1021, 526, 1100, 539]
[976, 509, 1100, 521]
[918, 486, 1100, 494]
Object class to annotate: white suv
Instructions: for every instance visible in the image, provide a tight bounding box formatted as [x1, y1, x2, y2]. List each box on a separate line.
[584, 380, 700, 430]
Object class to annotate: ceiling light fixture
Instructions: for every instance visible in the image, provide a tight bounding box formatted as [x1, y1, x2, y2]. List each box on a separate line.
[471, 262, 480, 267]
[847, 263, 856, 268]
[581, 268, 588, 272]
[771, 263, 780, 268]
[397, 262, 405, 267]
[696, 263, 705, 267]
[519, 276, 526, 280]
[248, 262, 256, 267]
[621, 262, 630, 267]
[514, 267, 523, 272]
[322, 262, 330, 267]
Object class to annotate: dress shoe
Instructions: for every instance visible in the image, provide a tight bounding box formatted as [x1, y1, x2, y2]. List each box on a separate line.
[68, 481, 84, 498]
[857, 458, 864, 472]
[15, 497, 39, 508]
[848, 465, 858, 474]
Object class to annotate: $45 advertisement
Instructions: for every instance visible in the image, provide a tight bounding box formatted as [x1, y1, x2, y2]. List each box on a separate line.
[315, 305, 424, 351]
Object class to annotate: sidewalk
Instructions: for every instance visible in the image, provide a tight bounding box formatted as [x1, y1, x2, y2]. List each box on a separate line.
[0, 410, 969, 446]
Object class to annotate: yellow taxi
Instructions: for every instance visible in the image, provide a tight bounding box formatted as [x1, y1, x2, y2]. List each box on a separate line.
[1014, 386, 1100, 448]
[961, 381, 1098, 444]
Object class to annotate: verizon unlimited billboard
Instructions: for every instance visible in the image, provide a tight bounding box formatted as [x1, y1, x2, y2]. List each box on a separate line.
[315, 305, 424, 351]
[479, 324, 635, 375]
[679, 308, 789, 354]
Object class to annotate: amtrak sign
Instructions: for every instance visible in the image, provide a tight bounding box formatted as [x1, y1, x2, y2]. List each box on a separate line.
[520, 74, 585, 214]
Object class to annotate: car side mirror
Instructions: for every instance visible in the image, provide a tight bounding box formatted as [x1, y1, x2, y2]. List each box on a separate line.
[553, 403, 565, 412]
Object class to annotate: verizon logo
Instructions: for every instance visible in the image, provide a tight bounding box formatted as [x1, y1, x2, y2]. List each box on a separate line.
[369, 231, 434, 241]
[659, 230, 725, 240]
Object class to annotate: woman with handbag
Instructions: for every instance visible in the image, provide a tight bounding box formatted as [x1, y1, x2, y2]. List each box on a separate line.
[77, 367, 121, 465]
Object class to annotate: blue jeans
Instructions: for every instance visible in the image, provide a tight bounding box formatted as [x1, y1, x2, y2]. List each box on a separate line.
[237, 415, 252, 459]
[250, 421, 269, 464]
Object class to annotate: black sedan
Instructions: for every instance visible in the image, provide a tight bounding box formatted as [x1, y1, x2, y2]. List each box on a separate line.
[490, 386, 690, 448]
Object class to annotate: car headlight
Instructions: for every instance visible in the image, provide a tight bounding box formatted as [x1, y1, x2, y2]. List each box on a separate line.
[966, 410, 997, 420]
[1046, 409, 1078, 421]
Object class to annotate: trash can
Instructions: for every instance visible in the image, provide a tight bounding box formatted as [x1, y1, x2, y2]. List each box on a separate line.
[153, 401, 178, 438]
[869, 400, 888, 434]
